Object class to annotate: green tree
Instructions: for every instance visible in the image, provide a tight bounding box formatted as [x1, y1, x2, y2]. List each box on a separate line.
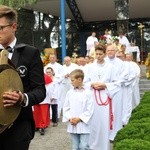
[16, 8, 35, 46]
[0, 0, 37, 8]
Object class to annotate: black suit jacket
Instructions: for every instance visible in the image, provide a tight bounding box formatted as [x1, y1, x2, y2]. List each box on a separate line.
[11, 43, 46, 122]
[0, 44, 46, 149]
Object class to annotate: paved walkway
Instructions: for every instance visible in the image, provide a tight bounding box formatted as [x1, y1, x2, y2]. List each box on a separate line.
[29, 119, 71, 150]
[29, 119, 113, 150]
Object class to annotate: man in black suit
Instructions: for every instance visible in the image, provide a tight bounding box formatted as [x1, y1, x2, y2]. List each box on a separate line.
[0, 5, 46, 150]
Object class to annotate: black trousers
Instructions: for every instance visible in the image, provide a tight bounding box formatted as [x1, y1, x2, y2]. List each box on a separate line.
[0, 120, 34, 150]
[51, 104, 58, 123]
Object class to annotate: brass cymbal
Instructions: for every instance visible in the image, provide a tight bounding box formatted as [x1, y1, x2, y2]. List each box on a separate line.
[0, 69, 23, 125]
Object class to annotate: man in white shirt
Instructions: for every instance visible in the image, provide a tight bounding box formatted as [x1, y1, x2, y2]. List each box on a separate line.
[86, 32, 98, 56]
[118, 31, 130, 48]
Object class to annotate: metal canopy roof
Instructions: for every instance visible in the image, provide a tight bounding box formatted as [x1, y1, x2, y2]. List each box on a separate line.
[26, 0, 150, 22]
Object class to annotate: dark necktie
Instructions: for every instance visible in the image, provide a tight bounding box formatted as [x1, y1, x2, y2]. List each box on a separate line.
[6, 46, 13, 53]
[0, 47, 13, 53]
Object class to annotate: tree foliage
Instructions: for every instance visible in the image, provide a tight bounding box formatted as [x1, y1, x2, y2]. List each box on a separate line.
[16, 8, 35, 46]
[0, 0, 37, 8]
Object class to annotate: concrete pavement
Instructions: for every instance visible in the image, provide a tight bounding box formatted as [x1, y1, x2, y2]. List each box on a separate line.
[29, 119, 71, 150]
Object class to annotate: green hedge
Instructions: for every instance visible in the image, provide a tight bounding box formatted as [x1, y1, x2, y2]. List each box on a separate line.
[114, 91, 150, 149]
[132, 103, 150, 113]
[130, 117, 150, 123]
[129, 108, 150, 121]
[140, 92, 150, 103]
[114, 139, 150, 150]
[114, 123, 150, 143]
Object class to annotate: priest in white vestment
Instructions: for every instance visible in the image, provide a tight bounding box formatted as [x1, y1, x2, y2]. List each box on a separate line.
[116, 51, 136, 125]
[118, 31, 130, 48]
[86, 32, 98, 56]
[105, 44, 129, 141]
[59, 56, 78, 116]
[126, 53, 141, 109]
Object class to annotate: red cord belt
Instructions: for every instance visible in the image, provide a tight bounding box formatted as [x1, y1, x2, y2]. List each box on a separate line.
[94, 89, 113, 130]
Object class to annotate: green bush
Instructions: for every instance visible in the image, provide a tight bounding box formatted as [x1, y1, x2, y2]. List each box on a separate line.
[114, 139, 150, 150]
[140, 92, 150, 104]
[114, 123, 150, 143]
[114, 92, 150, 149]
[129, 108, 150, 121]
[132, 103, 150, 114]
[130, 117, 150, 124]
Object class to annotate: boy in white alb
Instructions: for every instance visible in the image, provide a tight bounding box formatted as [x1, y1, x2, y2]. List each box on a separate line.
[63, 69, 94, 150]
[87, 44, 120, 150]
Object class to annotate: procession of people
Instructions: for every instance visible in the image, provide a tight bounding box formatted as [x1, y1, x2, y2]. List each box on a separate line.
[0, 4, 142, 150]
[39, 30, 141, 150]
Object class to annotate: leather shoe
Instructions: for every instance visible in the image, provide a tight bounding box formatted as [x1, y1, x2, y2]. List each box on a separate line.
[39, 128, 45, 135]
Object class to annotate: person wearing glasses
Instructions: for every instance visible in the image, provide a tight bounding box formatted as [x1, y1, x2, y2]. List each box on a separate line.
[0, 5, 46, 150]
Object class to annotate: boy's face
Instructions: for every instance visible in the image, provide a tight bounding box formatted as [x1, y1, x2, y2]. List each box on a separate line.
[46, 68, 53, 77]
[70, 77, 82, 88]
[95, 50, 105, 62]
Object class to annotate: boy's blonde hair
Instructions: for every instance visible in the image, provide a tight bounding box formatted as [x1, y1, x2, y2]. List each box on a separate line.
[70, 69, 84, 81]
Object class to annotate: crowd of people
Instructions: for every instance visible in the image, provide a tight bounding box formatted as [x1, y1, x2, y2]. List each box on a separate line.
[86, 30, 141, 63]
[0, 4, 141, 150]
[39, 36, 140, 149]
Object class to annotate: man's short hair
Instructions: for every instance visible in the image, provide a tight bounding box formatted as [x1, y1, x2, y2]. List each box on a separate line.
[95, 43, 106, 53]
[0, 5, 17, 23]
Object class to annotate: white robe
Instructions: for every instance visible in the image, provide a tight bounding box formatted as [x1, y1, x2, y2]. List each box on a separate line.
[105, 57, 129, 141]
[59, 63, 79, 116]
[87, 60, 120, 150]
[40, 84, 51, 104]
[126, 46, 141, 62]
[44, 62, 64, 78]
[118, 35, 130, 48]
[86, 35, 98, 55]
[48, 78, 60, 105]
[63, 87, 94, 134]
[130, 61, 140, 109]
[77, 64, 90, 83]
[86, 36, 98, 51]
[46, 77, 61, 119]
[44, 62, 64, 118]
[121, 61, 136, 125]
